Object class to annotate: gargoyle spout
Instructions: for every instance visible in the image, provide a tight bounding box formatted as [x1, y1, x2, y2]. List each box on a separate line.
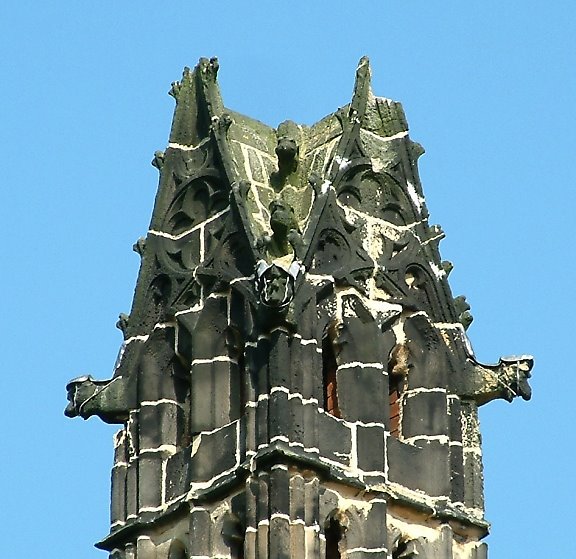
[499, 355, 533, 402]
[65, 374, 132, 424]
[462, 355, 534, 406]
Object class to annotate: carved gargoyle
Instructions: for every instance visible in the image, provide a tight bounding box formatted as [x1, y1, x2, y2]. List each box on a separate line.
[255, 261, 300, 308]
[461, 355, 533, 406]
[65, 374, 132, 424]
[257, 199, 303, 260]
[270, 120, 300, 191]
[454, 294, 473, 330]
[253, 197, 304, 330]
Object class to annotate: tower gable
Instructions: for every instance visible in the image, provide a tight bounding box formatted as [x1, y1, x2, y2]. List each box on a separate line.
[65, 58, 532, 559]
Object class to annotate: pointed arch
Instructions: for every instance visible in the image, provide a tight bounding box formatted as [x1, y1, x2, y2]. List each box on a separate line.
[324, 510, 347, 559]
[325, 516, 343, 559]
[222, 513, 245, 559]
[168, 539, 187, 559]
[388, 344, 409, 438]
[322, 324, 340, 418]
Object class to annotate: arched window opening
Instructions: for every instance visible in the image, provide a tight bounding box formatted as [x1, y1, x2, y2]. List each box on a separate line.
[392, 540, 408, 559]
[389, 380, 401, 438]
[238, 347, 246, 416]
[168, 540, 187, 559]
[226, 326, 247, 421]
[322, 334, 340, 418]
[222, 515, 245, 559]
[388, 344, 408, 438]
[325, 516, 344, 559]
[231, 536, 245, 559]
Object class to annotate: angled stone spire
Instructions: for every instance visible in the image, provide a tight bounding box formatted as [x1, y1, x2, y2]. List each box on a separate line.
[66, 57, 532, 559]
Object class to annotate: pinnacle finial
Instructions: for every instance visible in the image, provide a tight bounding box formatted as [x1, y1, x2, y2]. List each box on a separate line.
[350, 56, 372, 121]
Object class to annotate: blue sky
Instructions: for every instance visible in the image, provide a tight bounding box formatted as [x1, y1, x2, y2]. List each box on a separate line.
[1, 2, 574, 557]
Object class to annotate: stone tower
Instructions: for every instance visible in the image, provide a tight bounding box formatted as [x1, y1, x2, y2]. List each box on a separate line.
[65, 57, 532, 559]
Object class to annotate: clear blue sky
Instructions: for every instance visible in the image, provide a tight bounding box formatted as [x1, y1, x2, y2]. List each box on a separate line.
[1, 2, 574, 557]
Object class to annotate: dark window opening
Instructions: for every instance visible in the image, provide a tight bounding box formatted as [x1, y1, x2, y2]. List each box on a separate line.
[222, 516, 245, 559]
[231, 536, 245, 559]
[168, 541, 187, 559]
[226, 326, 247, 421]
[322, 335, 340, 418]
[325, 516, 343, 559]
[389, 384, 401, 438]
[238, 347, 246, 415]
[392, 540, 408, 559]
[388, 345, 408, 439]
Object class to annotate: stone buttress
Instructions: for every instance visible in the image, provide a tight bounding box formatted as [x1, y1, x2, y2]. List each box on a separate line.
[65, 57, 533, 559]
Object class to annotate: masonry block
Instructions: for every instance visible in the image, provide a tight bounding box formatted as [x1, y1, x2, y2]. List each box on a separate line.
[188, 508, 212, 557]
[270, 467, 291, 515]
[268, 389, 289, 441]
[125, 462, 137, 520]
[450, 443, 465, 503]
[269, 516, 291, 559]
[190, 360, 235, 432]
[357, 424, 386, 473]
[165, 447, 190, 503]
[139, 402, 183, 449]
[138, 453, 163, 510]
[448, 396, 463, 442]
[317, 412, 352, 467]
[111, 463, 127, 525]
[388, 437, 450, 497]
[286, 395, 305, 446]
[402, 390, 449, 438]
[256, 472, 270, 524]
[337, 366, 386, 424]
[189, 421, 237, 483]
[363, 499, 388, 549]
[464, 450, 484, 510]
[290, 474, 306, 521]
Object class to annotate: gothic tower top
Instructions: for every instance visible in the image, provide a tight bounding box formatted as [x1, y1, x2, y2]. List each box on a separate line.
[66, 57, 533, 559]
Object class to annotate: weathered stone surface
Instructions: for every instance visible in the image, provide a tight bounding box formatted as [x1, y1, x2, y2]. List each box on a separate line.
[67, 57, 532, 559]
[165, 447, 190, 503]
[357, 423, 386, 473]
[317, 411, 352, 466]
[189, 421, 238, 483]
[401, 390, 449, 438]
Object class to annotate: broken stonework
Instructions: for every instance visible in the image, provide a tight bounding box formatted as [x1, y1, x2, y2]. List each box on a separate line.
[65, 56, 532, 559]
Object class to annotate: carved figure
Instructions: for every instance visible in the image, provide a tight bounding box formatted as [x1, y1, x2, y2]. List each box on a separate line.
[271, 120, 300, 191]
[258, 199, 302, 259]
[65, 374, 131, 424]
[463, 355, 533, 405]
